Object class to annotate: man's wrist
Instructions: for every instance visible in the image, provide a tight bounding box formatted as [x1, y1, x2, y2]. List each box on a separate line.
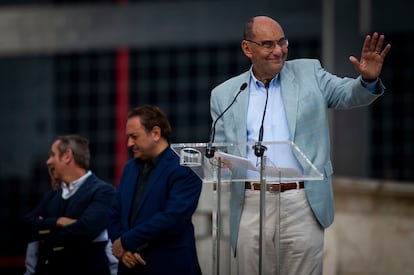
[360, 77, 379, 93]
[361, 76, 378, 83]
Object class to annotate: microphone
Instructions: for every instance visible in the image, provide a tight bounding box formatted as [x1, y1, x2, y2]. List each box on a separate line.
[253, 81, 270, 157]
[205, 82, 248, 158]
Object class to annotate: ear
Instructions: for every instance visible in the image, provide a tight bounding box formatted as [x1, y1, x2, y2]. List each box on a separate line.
[62, 148, 73, 164]
[241, 40, 253, 58]
[151, 126, 162, 142]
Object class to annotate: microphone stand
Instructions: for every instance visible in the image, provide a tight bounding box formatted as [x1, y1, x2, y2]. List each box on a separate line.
[255, 81, 269, 275]
[206, 82, 247, 274]
[258, 153, 266, 275]
[253, 82, 269, 158]
[206, 82, 247, 158]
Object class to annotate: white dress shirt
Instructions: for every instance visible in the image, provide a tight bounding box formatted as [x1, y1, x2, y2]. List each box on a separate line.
[246, 68, 302, 177]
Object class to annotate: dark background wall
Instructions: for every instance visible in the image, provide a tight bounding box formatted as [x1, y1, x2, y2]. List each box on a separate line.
[0, 0, 413, 273]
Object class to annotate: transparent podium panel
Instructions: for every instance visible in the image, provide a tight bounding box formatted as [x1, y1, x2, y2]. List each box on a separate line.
[171, 141, 323, 275]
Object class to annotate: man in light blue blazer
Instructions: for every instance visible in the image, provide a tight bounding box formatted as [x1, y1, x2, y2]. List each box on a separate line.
[210, 16, 391, 275]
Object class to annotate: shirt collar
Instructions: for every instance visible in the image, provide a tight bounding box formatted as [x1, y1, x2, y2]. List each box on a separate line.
[135, 147, 168, 170]
[249, 66, 280, 89]
[61, 170, 92, 199]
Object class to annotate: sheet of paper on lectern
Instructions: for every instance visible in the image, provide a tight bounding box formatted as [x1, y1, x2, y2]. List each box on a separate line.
[218, 151, 302, 178]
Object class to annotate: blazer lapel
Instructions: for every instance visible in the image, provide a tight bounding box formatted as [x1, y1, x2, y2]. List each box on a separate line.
[124, 164, 139, 220]
[280, 66, 298, 140]
[133, 148, 172, 214]
[231, 73, 250, 156]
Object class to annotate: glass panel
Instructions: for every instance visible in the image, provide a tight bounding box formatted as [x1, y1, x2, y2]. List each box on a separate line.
[171, 141, 322, 274]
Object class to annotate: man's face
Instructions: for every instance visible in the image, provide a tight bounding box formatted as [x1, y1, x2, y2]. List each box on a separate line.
[46, 140, 65, 183]
[126, 116, 156, 161]
[242, 18, 288, 81]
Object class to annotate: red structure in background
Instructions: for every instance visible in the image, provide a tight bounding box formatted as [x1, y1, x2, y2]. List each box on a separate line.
[115, 47, 130, 186]
[114, 0, 130, 186]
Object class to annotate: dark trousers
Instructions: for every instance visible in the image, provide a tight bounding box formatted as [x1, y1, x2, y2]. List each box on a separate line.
[35, 241, 110, 275]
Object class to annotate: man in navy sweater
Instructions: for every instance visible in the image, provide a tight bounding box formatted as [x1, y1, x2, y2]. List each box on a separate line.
[24, 134, 115, 275]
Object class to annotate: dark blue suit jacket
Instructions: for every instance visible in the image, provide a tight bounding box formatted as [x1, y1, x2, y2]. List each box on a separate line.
[24, 173, 115, 275]
[109, 147, 202, 275]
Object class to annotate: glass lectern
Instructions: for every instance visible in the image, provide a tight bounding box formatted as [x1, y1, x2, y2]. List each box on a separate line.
[171, 141, 323, 275]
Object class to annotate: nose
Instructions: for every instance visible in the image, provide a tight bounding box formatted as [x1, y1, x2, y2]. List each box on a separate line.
[127, 137, 134, 148]
[271, 44, 283, 54]
[46, 156, 52, 166]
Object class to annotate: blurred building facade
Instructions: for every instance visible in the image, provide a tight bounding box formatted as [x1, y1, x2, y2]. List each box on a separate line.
[0, 0, 413, 274]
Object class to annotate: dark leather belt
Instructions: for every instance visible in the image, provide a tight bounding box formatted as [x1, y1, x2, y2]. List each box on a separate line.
[245, 181, 304, 192]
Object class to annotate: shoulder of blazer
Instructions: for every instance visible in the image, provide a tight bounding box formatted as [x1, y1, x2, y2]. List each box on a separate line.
[156, 147, 197, 178]
[158, 147, 179, 168]
[280, 59, 322, 84]
[285, 58, 320, 66]
[85, 173, 114, 192]
[283, 58, 321, 73]
[212, 71, 250, 95]
[121, 158, 138, 174]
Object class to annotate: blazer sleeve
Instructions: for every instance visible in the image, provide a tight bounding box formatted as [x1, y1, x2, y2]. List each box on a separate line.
[53, 179, 115, 244]
[23, 190, 60, 242]
[120, 153, 202, 252]
[108, 159, 137, 242]
[25, 177, 115, 248]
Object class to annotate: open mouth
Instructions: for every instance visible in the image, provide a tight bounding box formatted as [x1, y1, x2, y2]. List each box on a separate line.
[48, 167, 55, 175]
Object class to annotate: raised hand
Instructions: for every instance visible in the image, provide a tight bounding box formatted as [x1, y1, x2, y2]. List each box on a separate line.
[349, 32, 391, 81]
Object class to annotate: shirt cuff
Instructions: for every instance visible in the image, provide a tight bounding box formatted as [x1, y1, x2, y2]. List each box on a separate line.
[360, 78, 379, 93]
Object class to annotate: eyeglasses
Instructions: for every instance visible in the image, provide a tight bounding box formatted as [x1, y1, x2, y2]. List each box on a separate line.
[245, 37, 289, 51]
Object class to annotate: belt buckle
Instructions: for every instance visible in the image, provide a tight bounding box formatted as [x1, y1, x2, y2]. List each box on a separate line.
[268, 183, 278, 192]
